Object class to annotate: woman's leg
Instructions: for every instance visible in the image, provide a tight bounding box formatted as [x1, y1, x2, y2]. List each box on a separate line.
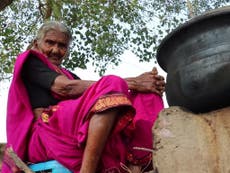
[80, 108, 118, 173]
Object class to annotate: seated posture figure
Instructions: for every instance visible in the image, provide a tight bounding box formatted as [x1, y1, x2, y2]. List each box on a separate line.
[3, 21, 165, 173]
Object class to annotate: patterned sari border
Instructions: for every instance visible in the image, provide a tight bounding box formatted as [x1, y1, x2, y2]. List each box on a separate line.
[91, 94, 132, 113]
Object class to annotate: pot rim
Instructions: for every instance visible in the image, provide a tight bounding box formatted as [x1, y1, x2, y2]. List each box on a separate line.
[156, 6, 230, 72]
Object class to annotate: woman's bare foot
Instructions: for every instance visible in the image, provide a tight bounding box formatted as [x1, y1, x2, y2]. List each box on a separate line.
[128, 164, 142, 173]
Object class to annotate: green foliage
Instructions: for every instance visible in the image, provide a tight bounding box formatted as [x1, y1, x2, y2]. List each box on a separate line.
[0, 0, 41, 79]
[0, 0, 230, 79]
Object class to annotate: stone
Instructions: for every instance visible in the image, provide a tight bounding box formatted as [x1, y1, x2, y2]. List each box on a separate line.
[152, 106, 230, 173]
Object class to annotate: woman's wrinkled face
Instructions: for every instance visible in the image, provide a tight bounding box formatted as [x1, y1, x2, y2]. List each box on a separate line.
[34, 29, 70, 66]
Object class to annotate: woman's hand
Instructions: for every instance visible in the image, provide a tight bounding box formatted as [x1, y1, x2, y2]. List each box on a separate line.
[125, 67, 165, 96]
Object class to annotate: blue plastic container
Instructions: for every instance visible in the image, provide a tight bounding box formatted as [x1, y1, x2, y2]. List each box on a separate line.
[29, 160, 72, 173]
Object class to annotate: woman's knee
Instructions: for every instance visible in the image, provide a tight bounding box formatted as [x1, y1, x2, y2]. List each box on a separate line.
[100, 75, 128, 90]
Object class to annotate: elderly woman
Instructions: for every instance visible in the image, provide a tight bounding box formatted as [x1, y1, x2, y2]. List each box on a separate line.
[3, 21, 165, 173]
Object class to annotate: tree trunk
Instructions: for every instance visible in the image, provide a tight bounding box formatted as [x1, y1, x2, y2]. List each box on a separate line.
[152, 106, 230, 173]
[0, 0, 14, 11]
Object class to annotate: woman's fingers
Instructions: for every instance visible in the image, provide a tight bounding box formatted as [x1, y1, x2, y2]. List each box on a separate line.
[153, 74, 165, 96]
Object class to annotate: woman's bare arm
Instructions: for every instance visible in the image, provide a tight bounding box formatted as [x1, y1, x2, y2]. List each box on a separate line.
[51, 67, 165, 98]
[51, 75, 95, 98]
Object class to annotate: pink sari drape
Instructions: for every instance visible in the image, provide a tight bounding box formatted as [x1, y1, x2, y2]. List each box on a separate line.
[2, 50, 164, 173]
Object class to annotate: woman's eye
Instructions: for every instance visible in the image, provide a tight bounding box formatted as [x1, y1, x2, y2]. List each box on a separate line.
[46, 40, 55, 45]
[59, 43, 67, 49]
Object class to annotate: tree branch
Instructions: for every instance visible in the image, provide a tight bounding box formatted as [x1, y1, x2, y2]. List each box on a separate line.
[187, 0, 195, 18]
[6, 147, 34, 173]
[0, 0, 14, 11]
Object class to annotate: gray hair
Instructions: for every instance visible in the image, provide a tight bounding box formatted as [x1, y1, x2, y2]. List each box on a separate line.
[36, 21, 73, 45]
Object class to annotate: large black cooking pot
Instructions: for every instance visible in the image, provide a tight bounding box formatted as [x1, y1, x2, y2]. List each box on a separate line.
[157, 6, 230, 113]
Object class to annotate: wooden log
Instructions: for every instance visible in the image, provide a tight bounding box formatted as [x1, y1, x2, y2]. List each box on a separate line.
[6, 147, 34, 173]
[152, 106, 230, 173]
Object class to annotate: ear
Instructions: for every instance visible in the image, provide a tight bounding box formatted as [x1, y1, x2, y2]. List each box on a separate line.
[26, 39, 39, 50]
[33, 39, 38, 48]
[63, 49, 70, 59]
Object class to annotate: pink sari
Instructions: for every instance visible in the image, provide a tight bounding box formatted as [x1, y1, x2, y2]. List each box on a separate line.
[2, 50, 163, 173]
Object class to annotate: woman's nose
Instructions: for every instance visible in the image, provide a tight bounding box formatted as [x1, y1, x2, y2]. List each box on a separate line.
[51, 44, 60, 54]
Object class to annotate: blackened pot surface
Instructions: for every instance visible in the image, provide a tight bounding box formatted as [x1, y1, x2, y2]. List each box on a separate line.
[156, 6, 230, 113]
